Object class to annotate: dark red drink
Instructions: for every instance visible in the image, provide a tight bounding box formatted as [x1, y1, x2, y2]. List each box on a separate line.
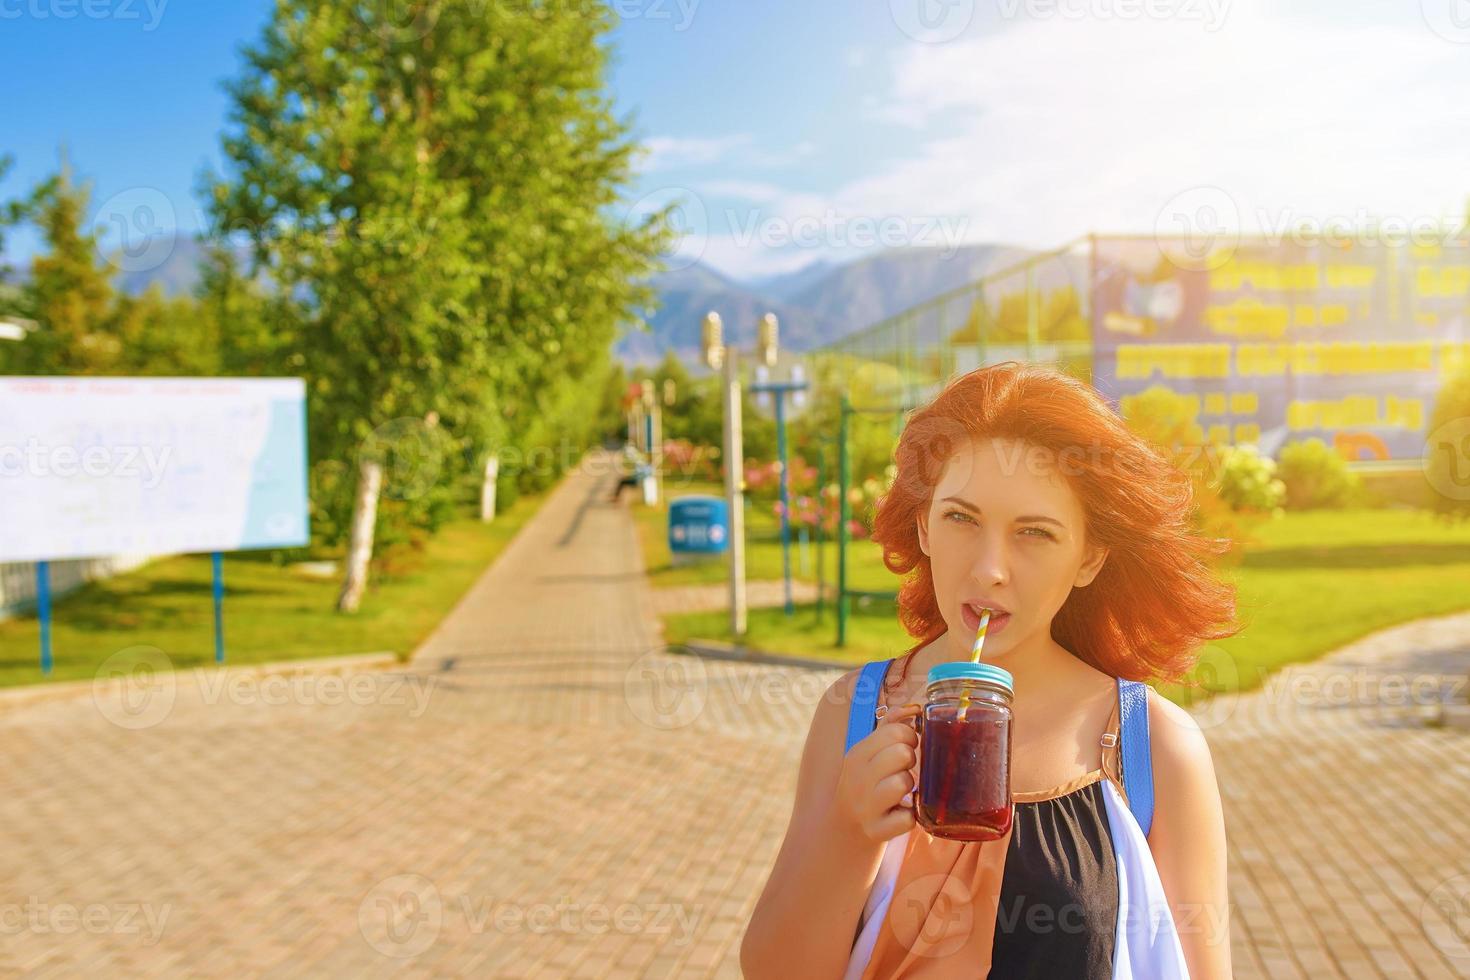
[914, 663, 1014, 841]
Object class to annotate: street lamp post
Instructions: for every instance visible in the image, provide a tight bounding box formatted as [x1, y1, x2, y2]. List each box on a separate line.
[639, 378, 661, 506]
[702, 310, 781, 639]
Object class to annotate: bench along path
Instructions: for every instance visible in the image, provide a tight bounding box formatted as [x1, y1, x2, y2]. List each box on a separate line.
[0, 447, 1465, 977]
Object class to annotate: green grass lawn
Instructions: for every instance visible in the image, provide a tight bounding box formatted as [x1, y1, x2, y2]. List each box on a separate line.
[0, 491, 547, 688]
[659, 507, 1470, 701]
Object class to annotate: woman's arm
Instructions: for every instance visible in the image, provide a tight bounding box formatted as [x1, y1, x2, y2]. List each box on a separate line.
[740, 670, 890, 980]
[1147, 691, 1233, 980]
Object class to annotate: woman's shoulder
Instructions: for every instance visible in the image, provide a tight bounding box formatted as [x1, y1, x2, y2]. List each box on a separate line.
[1144, 687, 1210, 759]
[811, 659, 898, 750]
[787, 665, 875, 801]
[807, 664, 870, 747]
[1143, 686, 1220, 813]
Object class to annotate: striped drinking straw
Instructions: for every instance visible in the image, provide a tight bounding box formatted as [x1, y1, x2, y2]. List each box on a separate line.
[957, 607, 992, 721]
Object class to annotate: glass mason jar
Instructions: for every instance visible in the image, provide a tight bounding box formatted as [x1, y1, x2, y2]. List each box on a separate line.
[914, 662, 1015, 842]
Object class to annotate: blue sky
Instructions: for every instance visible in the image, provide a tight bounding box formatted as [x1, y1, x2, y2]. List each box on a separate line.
[5, 0, 1470, 282]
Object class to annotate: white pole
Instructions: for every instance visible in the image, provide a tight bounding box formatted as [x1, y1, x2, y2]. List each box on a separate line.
[724, 348, 747, 636]
[651, 399, 663, 506]
[480, 454, 499, 522]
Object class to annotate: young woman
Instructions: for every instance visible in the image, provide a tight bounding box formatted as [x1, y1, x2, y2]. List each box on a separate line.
[741, 361, 1241, 979]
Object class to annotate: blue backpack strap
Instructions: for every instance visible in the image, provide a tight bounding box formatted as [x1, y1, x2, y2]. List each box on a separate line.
[843, 659, 893, 754]
[1117, 677, 1155, 837]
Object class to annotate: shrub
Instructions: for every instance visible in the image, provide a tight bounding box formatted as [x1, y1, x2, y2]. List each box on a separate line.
[1426, 364, 1470, 521]
[1277, 438, 1362, 510]
[1212, 444, 1285, 515]
[1118, 385, 1255, 554]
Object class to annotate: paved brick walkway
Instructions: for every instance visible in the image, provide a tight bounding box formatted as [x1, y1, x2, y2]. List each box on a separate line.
[1198, 613, 1470, 979]
[0, 447, 1467, 977]
[645, 579, 820, 618]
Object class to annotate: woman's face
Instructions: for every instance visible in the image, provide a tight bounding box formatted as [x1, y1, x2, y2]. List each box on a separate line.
[916, 436, 1108, 661]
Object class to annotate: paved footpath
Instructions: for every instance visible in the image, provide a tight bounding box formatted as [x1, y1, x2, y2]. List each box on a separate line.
[0, 448, 1467, 977]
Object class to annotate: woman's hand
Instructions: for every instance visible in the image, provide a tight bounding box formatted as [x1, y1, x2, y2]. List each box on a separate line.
[828, 702, 923, 844]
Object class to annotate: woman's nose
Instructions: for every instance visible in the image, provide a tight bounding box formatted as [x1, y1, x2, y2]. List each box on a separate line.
[968, 534, 1010, 584]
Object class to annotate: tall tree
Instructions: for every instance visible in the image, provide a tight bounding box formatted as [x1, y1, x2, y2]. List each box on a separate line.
[0, 155, 20, 286]
[0, 156, 26, 366]
[206, 0, 670, 610]
[16, 160, 132, 375]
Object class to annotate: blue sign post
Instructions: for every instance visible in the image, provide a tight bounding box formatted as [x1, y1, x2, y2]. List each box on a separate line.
[36, 561, 52, 675]
[749, 376, 810, 616]
[212, 551, 226, 663]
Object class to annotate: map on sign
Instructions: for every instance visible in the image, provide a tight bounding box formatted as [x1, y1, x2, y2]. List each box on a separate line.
[0, 377, 310, 562]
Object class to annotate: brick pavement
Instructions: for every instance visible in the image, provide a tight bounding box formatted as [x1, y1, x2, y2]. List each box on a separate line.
[0, 447, 1466, 977]
[644, 579, 820, 618]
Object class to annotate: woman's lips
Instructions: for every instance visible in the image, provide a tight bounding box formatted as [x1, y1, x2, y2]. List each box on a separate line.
[961, 602, 1011, 635]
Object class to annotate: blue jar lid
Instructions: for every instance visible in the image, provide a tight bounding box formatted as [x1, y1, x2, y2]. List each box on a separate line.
[926, 661, 1014, 695]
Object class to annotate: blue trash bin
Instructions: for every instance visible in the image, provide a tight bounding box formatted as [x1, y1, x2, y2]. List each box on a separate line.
[668, 495, 729, 560]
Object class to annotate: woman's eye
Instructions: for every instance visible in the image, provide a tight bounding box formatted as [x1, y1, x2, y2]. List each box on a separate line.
[943, 510, 1054, 540]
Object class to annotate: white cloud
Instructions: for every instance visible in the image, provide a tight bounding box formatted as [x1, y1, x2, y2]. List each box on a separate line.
[651, 5, 1470, 280]
[639, 134, 753, 171]
[846, 4, 1470, 247]
[697, 179, 787, 203]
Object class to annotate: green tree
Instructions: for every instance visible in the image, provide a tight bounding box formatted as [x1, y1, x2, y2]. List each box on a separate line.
[0, 156, 26, 371]
[195, 242, 297, 378]
[0, 155, 22, 285]
[205, 0, 670, 609]
[14, 161, 127, 375]
[0, 155, 226, 377]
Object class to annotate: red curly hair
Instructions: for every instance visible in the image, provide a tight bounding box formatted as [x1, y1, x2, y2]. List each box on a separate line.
[869, 360, 1242, 691]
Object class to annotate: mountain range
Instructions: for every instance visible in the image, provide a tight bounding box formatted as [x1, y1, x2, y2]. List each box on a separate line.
[615, 243, 1044, 366]
[75, 238, 1046, 366]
